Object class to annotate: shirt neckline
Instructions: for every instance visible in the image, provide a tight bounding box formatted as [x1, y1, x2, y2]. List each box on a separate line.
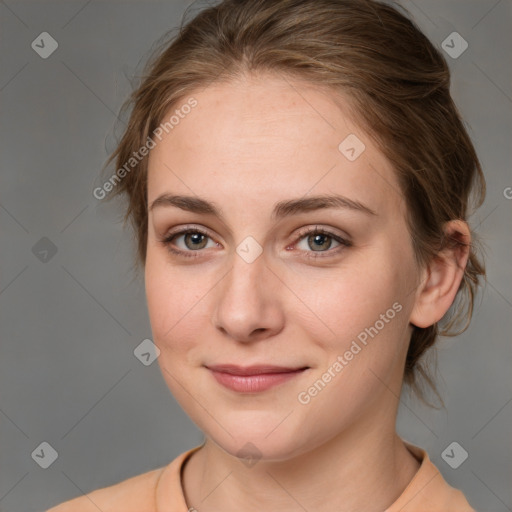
[155, 439, 433, 512]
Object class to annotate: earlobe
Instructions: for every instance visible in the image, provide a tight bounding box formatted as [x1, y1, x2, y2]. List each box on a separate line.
[410, 220, 471, 329]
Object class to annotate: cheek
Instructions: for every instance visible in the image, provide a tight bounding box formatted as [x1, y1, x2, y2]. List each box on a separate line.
[295, 249, 413, 399]
[144, 253, 209, 356]
[296, 255, 406, 344]
[296, 284, 408, 422]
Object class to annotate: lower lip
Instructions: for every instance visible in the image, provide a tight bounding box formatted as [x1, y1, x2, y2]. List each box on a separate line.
[209, 369, 307, 393]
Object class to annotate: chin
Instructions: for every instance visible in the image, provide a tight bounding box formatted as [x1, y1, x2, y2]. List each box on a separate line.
[202, 417, 315, 464]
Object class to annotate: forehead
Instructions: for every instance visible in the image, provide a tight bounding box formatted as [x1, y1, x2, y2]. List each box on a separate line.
[147, 74, 404, 219]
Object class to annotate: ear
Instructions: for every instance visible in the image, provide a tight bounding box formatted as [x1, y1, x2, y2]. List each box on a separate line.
[410, 220, 471, 329]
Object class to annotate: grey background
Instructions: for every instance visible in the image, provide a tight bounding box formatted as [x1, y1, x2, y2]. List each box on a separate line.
[0, 1, 510, 511]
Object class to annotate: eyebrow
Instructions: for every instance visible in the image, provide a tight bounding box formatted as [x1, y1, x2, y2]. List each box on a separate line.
[149, 193, 377, 220]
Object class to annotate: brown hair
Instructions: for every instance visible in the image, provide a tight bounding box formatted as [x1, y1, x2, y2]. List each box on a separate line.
[100, 0, 486, 404]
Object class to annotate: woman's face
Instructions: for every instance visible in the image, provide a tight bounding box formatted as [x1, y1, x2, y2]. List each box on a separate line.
[145, 74, 422, 460]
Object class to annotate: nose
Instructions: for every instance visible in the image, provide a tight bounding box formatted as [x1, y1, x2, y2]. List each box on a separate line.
[212, 251, 285, 343]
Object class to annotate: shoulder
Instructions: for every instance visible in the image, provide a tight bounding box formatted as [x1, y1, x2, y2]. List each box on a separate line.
[46, 445, 203, 512]
[389, 441, 476, 512]
[401, 474, 477, 512]
[46, 466, 164, 512]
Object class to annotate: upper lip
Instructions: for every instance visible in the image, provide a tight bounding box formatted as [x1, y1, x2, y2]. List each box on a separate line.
[206, 364, 308, 376]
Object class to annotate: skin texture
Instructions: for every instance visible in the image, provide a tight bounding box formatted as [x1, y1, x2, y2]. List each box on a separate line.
[145, 73, 470, 511]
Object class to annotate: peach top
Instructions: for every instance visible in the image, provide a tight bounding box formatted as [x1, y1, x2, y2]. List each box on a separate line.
[47, 441, 476, 511]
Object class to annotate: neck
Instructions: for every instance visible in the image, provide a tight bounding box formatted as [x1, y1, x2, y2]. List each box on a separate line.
[182, 406, 421, 511]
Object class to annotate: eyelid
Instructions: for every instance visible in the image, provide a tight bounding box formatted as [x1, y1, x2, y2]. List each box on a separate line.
[159, 224, 352, 259]
[162, 224, 213, 241]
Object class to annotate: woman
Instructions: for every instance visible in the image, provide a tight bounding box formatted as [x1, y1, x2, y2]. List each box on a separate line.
[48, 0, 485, 510]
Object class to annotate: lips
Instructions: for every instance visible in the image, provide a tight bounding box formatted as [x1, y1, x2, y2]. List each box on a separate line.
[206, 364, 309, 393]
[206, 364, 308, 376]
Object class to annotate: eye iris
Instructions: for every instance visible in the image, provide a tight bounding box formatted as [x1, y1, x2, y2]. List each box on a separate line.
[185, 232, 207, 250]
[308, 233, 331, 251]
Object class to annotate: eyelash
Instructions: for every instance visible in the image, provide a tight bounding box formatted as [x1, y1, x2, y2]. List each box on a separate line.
[159, 225, 352, 260]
